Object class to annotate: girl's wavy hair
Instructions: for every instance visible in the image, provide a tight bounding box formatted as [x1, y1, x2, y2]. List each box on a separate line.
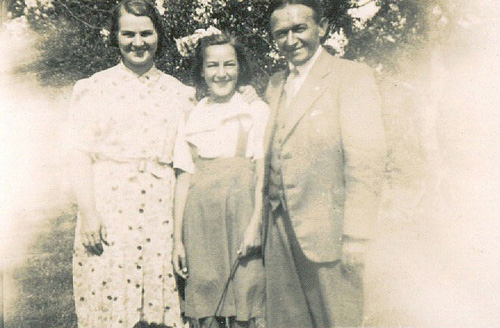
[109, 0, 168, 57]
[192, 32, 253, 99]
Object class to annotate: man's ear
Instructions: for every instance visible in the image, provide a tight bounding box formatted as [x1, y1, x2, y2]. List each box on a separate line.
[318, 17, 329, 39]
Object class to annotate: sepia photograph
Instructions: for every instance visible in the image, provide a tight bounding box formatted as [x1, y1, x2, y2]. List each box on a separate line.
[1, 0, 499, 327]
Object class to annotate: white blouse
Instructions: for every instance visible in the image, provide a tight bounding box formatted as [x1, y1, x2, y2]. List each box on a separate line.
[184, 93, 270, 160]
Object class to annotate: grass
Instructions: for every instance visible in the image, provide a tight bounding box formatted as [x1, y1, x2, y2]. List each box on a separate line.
[6, 212, 78, 328]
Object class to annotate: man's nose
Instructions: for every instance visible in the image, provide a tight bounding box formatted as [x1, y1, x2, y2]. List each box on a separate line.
[285, 31, 297, 46]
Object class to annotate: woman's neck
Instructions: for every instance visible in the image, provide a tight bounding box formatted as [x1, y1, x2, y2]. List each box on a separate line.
[122, 60, 154, 77]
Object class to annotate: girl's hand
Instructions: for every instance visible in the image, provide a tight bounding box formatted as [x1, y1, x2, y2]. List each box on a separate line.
[238, 214, 262, 259]
[172, 241, 189, 279]
[80, 212, 108, 256]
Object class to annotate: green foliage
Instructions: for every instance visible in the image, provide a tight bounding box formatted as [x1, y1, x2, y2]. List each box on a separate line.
[15, 0, 436, 87]
[345, 0, 431, 72]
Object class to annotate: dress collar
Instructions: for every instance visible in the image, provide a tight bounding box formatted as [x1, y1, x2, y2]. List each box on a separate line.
[117, 61, 162, 83]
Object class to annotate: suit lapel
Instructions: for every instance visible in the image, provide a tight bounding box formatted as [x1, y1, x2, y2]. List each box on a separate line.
[282, 50, 335, 142]
[263, 72, 286, 155]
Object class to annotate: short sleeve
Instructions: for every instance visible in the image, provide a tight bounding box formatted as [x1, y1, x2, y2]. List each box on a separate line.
[247, 100, 270, 160]
[68, 79, 98, 153]
[173, 114, 195, 174]
[172, 80, 195, 114]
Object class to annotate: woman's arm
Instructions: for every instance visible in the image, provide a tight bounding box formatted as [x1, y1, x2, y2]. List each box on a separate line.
[172, 170, 191, 279]
[70, 149, 107, 256]
[238, 158, 265, 258]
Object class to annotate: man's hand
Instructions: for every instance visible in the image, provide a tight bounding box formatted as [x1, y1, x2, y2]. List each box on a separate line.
[340, 236, 368, 287]
[80, 212, 108, 256]
[238, 85, 260, 104]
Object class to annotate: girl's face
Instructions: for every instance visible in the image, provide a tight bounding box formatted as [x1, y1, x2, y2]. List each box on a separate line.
[202, 44, 239, 103]
[117, 11, 158, 73]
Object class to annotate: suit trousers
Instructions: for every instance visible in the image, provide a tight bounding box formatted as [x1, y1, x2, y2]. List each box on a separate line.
[264, 206, 364, 328]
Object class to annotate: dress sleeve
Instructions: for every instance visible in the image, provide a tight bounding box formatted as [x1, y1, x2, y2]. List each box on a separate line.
[173, 113, 195, 174]
[248, 100, 270, 160]
[68, 79, 99, 153]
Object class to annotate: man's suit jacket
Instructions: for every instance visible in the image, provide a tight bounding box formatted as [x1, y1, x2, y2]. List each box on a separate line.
[263, 49, 386, 263]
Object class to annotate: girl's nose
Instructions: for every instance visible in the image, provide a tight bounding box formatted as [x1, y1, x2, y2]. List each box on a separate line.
[216, 65, 226, 77]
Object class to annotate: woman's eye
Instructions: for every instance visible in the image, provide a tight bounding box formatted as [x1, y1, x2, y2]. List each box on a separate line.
[121, 31, 134, 37]
[141, 31, 154, 37]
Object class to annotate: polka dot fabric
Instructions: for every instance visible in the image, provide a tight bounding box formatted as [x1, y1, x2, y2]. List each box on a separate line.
[70, 63, 192, 328]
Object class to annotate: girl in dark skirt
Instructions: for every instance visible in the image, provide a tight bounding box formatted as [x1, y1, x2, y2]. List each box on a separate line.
[172, 31, 268, 328]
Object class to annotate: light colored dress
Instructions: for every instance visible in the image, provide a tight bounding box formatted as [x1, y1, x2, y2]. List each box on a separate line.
[69, 63, 194, 328]
[181, 94, 269, 321]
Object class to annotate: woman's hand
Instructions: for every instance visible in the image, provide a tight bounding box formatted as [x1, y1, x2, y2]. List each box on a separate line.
[238, 214, 262, 259]
[172, 241, 189, 279]
[80, 212, 108, 256]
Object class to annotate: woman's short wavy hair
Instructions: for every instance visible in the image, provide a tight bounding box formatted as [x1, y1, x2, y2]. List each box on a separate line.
[192, 32, 252, 98]
[109, 0, 168, 57]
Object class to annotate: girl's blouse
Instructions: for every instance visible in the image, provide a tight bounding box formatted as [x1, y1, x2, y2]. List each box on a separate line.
[184, 93, 270, 160]
[69, 63, 194, 173]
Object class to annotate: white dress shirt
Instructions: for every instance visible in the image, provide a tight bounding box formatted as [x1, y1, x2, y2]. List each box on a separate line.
[284, 46, 324, 107]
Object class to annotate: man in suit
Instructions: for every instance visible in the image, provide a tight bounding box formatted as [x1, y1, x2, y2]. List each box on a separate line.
[262, 1, 386, 327]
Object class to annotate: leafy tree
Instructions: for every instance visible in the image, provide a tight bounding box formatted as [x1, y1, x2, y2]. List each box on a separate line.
[10, 0, 437, 88]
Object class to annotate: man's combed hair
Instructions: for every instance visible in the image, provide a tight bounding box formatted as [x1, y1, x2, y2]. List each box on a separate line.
[267, 0, 324, 22]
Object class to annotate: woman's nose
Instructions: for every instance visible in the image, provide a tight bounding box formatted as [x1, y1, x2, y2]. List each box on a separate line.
[132, 34, 144, 47]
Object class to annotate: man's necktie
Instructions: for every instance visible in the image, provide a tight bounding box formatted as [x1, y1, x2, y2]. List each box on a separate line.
[284, 67, 299, 108]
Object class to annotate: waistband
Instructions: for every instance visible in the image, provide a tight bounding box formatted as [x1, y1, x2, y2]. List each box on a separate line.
[92, 153, 173, 178]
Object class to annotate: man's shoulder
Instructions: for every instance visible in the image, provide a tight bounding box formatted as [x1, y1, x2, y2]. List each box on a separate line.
[325, 53, 374, 79]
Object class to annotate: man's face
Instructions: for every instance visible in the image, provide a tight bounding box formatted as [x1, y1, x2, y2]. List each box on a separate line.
[270, 4, 327, 66]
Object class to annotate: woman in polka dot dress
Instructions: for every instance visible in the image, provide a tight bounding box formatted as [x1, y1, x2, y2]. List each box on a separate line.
[69, 1, 194, 327]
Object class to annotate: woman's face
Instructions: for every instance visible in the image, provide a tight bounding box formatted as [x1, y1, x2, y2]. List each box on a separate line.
[117, 11, 158, 73]
[203, 44, 239, 102]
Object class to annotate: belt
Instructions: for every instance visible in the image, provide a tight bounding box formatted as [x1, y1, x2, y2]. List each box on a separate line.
[92, 153, 173, 178]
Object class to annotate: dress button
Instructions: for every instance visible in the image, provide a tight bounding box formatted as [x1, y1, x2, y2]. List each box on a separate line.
[139, 209, 144, 213]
